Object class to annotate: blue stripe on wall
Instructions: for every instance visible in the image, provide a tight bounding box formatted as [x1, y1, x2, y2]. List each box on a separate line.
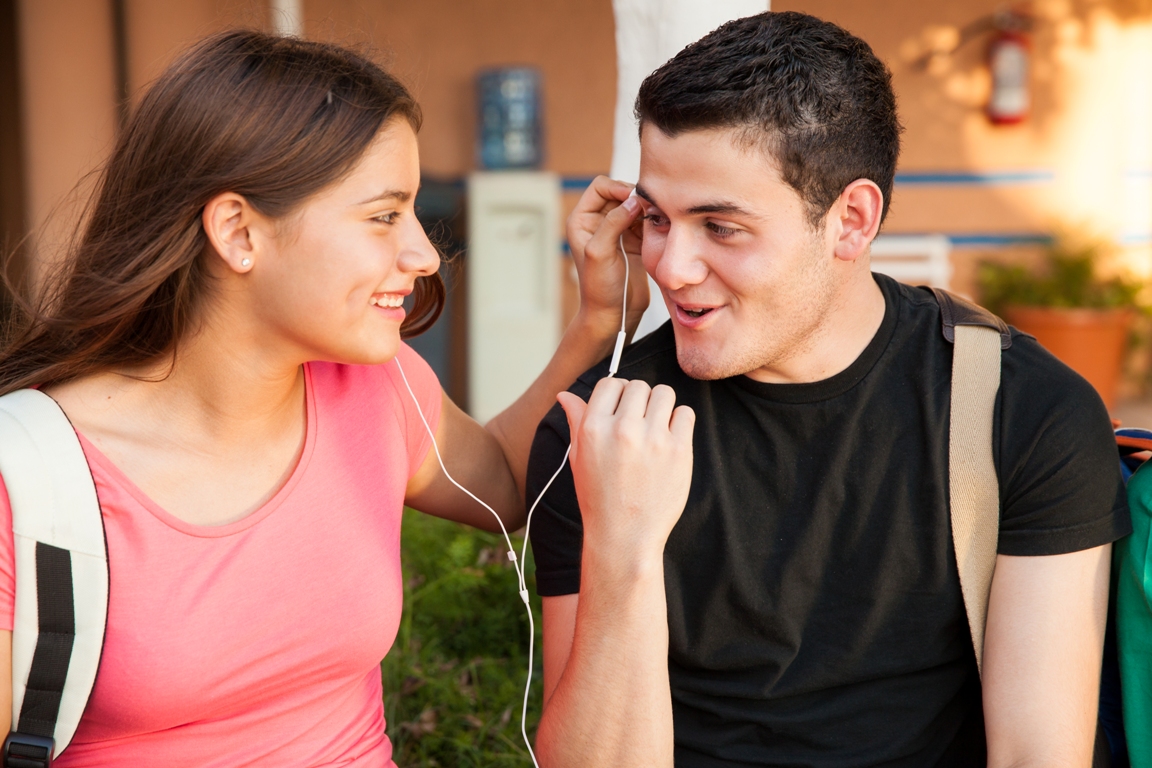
[893, 171, 1055, 185]
[561, 176, 598, 192]
[548, 168, 1152, 190]
[940, 233, 1053, 247]
[560, 233, 1061, 253]
[558, 171, 1058, 189]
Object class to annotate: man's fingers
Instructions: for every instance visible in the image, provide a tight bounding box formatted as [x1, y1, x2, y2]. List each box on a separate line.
[614, 379, 653, 422]
[586, 377, 627, 418]
[556, 392, 588, 455]
[575, 175, 634, 215]
[583, 195, 642, 267]
[670, 404, 697, 443]
[644, 384, 677, 425]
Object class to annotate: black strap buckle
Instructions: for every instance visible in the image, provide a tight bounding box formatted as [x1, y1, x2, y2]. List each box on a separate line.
[2, 733, 54, 768]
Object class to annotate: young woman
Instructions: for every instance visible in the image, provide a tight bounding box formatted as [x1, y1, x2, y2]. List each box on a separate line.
[0, 30, 647, 766]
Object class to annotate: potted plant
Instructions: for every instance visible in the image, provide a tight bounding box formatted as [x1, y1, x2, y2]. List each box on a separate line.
[977, 238, 1144, 411]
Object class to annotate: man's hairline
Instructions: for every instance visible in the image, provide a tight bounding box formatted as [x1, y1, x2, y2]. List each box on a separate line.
[636, 118, 837, 232]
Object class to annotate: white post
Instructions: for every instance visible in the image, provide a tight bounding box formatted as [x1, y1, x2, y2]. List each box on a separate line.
[611, 0, 770, 338]
[270, 0, 303, 37]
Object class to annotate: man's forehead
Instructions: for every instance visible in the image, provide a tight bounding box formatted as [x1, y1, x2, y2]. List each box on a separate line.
[636, 124, 790, 216]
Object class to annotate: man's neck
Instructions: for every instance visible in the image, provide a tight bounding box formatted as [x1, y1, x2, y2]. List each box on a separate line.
[744, 271, 887, 385]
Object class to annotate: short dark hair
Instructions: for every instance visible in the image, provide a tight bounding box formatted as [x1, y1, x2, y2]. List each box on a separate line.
[636, 11, 902, 228]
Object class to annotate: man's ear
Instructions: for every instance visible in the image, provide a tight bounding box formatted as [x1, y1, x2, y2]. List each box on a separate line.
[202, 192, 262, 274]
[830, 179, 884, 263]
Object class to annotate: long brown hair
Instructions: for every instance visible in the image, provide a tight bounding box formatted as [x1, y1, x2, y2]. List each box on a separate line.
[0, 30, 444, 395]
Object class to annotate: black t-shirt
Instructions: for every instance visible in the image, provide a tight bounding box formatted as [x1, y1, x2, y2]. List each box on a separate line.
[526, 274, 1131, 767]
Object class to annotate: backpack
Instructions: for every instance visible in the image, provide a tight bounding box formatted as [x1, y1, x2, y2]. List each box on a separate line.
[0, 290, 1119, 766]
[934, 288, 1129, 768]
[1097, 427, 1152, 768]
[0, 389, 108, 768]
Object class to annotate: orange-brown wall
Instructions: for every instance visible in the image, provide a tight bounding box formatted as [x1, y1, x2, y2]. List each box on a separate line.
[14, 1, 1152, 298]
[780, 0, 1152, 291]
[123, 0, 266, 95]
[15, 0, 268, 280]
[17, 0, 118, 278]
[301, 0, 616, 179]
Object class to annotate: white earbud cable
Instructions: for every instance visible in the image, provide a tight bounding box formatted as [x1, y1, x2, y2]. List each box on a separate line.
[393, 228, 631, 766]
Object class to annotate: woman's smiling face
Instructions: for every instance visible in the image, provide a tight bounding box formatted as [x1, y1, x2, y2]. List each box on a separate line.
[250, 117, 440, 366]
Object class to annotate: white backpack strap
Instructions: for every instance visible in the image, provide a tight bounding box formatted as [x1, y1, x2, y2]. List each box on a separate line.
[0, 389, 107, 762]
[933, 288, 1010, 678]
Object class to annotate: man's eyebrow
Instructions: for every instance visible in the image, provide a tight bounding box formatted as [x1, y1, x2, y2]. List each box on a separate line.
[686, 201, 760, 218]
[633, 185, 761, 219]
[356, 189, 411, 206]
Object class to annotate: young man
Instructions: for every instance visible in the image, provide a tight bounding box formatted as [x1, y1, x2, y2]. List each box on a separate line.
[527, 11, 1130, 768]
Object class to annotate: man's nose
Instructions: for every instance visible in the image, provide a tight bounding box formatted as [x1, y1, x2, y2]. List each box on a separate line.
[652, 226, 708, 291]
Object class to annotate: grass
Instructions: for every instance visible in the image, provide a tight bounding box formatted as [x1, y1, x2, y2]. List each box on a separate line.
[382, 509, 542, 767]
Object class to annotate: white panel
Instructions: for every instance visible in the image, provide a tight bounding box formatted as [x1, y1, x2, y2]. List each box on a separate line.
[468, 172, 561, 423]
[870, 234, 953, 289]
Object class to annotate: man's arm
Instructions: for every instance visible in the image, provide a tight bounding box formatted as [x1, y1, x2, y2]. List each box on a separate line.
[533, 377, 694, 768]
[983, 546, 1111, 767]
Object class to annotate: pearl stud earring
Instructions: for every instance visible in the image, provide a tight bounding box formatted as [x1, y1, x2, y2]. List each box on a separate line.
[241, 258, 252, 267]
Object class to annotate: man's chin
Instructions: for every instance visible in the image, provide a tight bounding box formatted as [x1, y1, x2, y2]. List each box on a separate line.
[675, 343, 751, 381]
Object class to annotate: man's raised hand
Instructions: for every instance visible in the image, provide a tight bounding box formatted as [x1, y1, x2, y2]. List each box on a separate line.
[557, 379, 695, 561]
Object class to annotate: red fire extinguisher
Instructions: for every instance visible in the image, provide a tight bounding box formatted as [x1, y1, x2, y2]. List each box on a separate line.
[986, 14, 1031, 125]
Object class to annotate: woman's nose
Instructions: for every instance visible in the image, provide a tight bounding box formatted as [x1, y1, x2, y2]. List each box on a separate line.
[399, 221, 441, 276]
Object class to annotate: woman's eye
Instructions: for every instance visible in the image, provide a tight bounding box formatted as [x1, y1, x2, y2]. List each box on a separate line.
[373, 212, 398, 225]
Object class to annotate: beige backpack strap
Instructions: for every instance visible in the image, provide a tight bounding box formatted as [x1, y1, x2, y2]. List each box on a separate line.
[932, 288, 1011, 677]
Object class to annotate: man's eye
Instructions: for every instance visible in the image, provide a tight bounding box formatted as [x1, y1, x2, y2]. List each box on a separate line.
[707, 222, 738, 238]
[642, 214, 668, 228]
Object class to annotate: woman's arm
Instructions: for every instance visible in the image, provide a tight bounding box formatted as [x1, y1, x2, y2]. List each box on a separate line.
[406, 177, 647, 531]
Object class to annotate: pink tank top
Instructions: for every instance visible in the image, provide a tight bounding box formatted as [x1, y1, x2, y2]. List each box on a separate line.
[0, 344, 441, 767]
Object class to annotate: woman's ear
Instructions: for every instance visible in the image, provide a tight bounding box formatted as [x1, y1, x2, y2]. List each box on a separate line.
[202, 193, 261, 273]
[831, 179, 884, 263]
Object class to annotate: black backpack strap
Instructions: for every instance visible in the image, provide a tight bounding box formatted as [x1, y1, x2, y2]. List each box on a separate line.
[2, 543, 77, 767]
[0, 390, 109, 768]
[931, 287, 1013, 350]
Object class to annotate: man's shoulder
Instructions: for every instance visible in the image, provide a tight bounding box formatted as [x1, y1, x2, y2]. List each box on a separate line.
[886, 278, 1099, 410]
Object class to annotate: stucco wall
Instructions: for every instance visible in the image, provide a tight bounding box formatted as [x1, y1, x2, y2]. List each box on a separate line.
[14, 1, 1151, 295]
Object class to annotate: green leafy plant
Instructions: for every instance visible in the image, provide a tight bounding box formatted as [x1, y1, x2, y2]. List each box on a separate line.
[977, 238, 1144, 316]
[383, 509, 541, 767]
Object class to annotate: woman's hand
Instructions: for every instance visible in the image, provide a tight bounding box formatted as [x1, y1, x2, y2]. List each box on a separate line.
[567, 176, 649, 340]
[557, 379, 695, 561]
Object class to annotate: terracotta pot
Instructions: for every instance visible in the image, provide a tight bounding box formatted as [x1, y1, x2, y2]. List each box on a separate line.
[1004, 306, 1134, 411]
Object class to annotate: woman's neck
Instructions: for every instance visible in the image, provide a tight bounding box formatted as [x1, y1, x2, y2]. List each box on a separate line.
[44, 305, 311, 526]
